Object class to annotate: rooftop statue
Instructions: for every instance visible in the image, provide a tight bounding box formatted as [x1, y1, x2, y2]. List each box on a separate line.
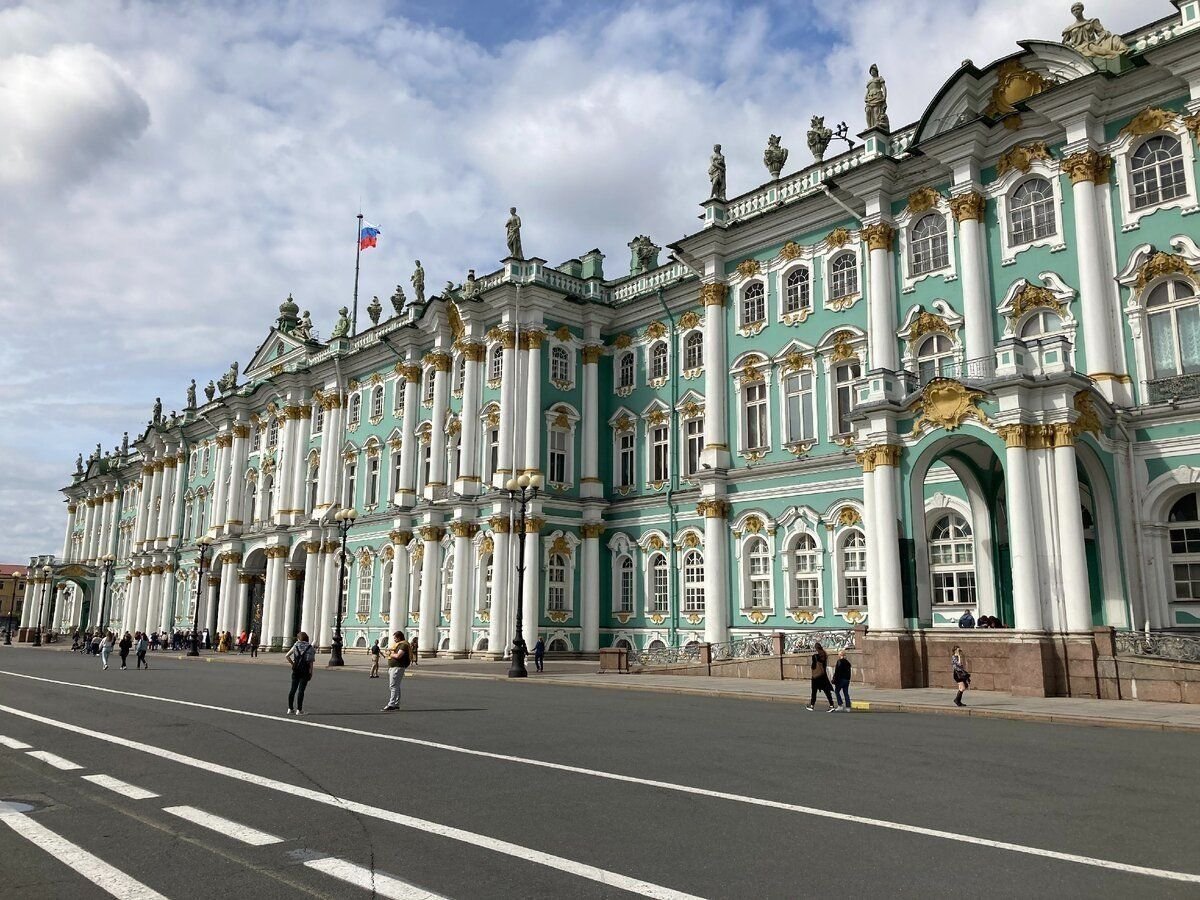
[629, 234, 660, 274]
[122, 432, 129, 456]
[708, 144, 726, 201]
[367, 295, 382, 325]
[390, 284, 407, 316]
[75, 453, 83, 474]
[865, 64, 889, 131]
[152, 397, 162, 424]
[808, 116, 833, 161]
[186, 379, 197, 410]
[1062, 3, 1127, 59]
[464, 269, 477, 298]
[763, 134, 788, 180]
[217, 361, 239, 395]
[205, 380, 216, 402]
[506, 207, 523, 260]
[330, 306, 352, 339]
[294, 310, 314, 341]
[411, 261, 425, 304]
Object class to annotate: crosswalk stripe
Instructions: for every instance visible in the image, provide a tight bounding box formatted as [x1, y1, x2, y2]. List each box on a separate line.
[0, 809, 167, 899]
[305, 857, 447, 899]
[82, 774, 159, 800]
[162, 805, 283, 845]
[26, 750, 82, 770]
[0, 735, 32, 749]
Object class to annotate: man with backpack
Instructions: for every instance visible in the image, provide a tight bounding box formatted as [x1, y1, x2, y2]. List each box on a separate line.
[284, 631, 316, 715]
[382, 630, 411, 711]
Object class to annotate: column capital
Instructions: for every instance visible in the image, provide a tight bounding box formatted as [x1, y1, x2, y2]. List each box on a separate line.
[855, 449, 877, 473]
[861, 222, 895, 252]
[949, 191, 986, 223]
[215, 433, 234, 448]
[488, 516, 511, 534]
[581, 345, 604, 365]
[996, 423, 1028, 448]
[449, 521, 479, 539]
[873, 444, 902, 467]
[699, 282, 728, 307]
[398, 363, 421, 382]
[1051, 422, 1076, 447]
[581, 523, 606, 539]
[525, 516, 545, 534]
[1061, 149, 1112, 184]
[419, 525, 445, 542]
[389, 529, 414, 546]
[697, 498, 730, 518]
[423, 351, 452, 372]
[458, 342, 486, 362]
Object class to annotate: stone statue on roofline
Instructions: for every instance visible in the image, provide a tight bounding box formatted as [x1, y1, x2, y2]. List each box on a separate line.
[763, 135, 788, 180]
[205, 380, 216, 403]
[411, 261, 425, 304]
[628, 235, 660, 274]
[186, 379, 197, 410]
[506, 207, 523, 259]
[390, 284, 407, 315]
[367, 295, 382, 325]
[294, 310, 314, 341]
[122, 432, 129, 456]
[330, 306, 351, 339]
[464, 269, 477, 298]
[708, 144, 726, 200]
[217, 361, 238, 395]
[75, 453, 83, 474]
[865, 64, 889, 131]
[152, 397, 162, 424]
[808, 116, 833, 162]
[1062, 3, 1127, 59]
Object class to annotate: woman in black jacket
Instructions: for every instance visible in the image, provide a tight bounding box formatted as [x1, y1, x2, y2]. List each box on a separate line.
[832, 649, 852, 711]
[806, 642, 836, 712]
[118, 632, 133, 670]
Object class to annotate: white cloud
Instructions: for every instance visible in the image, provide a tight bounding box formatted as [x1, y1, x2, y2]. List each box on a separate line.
[0, 0, 1157, 560]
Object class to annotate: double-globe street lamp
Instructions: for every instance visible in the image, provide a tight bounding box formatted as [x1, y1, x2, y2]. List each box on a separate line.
[96, 554, 116, 639]
[328, 506, 358, 667]
[503, 472, 542, 678]
[32, 564, 52, 647]
[189, 536, 215, 657]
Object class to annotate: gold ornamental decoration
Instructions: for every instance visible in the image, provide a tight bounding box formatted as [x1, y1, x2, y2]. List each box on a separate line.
[949, 191, 986, 223]
[1119, 107, 1180, 138]
[460, 342, 486, 362]
[825, 227, 851, 250]
[909, 310, 950, 344]
[449, 521, 478, 539]
[488, 516, 511, 534]
[861, 222, 894, 253]
[743, 515, 764, 534]
[612, 333, 633, 349]
[418, 525, 445, 542]
[581, 345, 604, 364]
[984, 60, 1052, 119]
[553, 324, 571, 342]
[1010, 281, 1065, 320]
[613, 414, 634, 434]
[550, 536, 572, 556]
[646, 321, 667, 340]
[1135, 251, 1195, 291]
[906, 186, 942, 215]
[908, 378, 989, 437]
[996, 423, 1028, 448]
[696, 498, 730, 519]
[738, 355, 765, 383]
[447, 302, 465, 340]
[678, 311, 701, 330]
[423, 351, 452, 372]
[855, 449, 876, 473]
[400, 364, 421, 382]
[1072, 391, 1102, 438]
[996, 141, 1052, 176]
[874, 444, 901, 468]
[1060, 149, 1112, 185]
[830, 331, 858, 362]
[735, 259, 761, 279]
[581, 523, 606, 539]
[836, 508, 862, 528]
[779, 240, 802, 261]
[699, 283, 728, 307]
[1186, 112, 1200, 143]
[479, 535, 494, 557]
[783, 351, 812, 373]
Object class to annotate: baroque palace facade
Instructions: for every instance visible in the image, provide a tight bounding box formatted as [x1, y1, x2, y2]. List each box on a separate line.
[21, 3, 1200, 687]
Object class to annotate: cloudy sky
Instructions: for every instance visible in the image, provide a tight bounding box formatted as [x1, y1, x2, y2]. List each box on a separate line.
[0, 0, 1153, 561]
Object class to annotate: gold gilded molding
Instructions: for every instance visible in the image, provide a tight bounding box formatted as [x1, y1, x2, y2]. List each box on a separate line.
[836, 507, 862, 528]
[423, 351, 452, 372]
[855, 449, 876, 473]
[419, 525, 445, 542]
[1073, 391, 1102, 438]
[996, 423, 1028, 448]
[1051, 423, 1075, 448]
[1060, 149, 1112, 185]
[909, 310, 950, 344]
[612, 333, 633, 349]
[735, 259, 761, 279]
[874, 444, 901, 468]
[985, 59, 1051, 119]
[646, 321, 667, 340]
[488, 515, 511, 534]
[1135, 251, 1195, 292]
[949, 191, 986, 223]
[780, 240, 802, 261]
[581, 523, 606, 539]
[678, 311, 701, 330]
[460, 342, 486, 362]
[909, 379, 989, 437]
[906, 187, 941, 215]
[699, 283, 728, 307]
[1010, 281, 1065, 320]
[825, 227, 851, 250]
[783, 351, 813, 373]
[582, 345, 604, 364]
[996, 141, 1052, 177]
[696, 498, 730, 519]
[1120, 107, 1180, 138]
[400, 364, 421, 382]
[525, 516, 544, 534]
[861, 222, 894, 252]
[449, 521, 479, 539]
[830, 331, 859, 363]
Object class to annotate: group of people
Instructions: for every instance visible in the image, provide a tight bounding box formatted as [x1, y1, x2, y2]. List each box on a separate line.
[368, 634, 419, 678]
[285, 630, 416, 715]
[73, 628, 195, 654]
[957, 610, 1005, 629]
[88, 630, 152, 671]
[806, 642, 973, 710]
[207, 629, 261, 655]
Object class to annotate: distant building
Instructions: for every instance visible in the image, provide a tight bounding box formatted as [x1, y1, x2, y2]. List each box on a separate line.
[0, 564, 26, 633]
[24, 4, 1200, 693]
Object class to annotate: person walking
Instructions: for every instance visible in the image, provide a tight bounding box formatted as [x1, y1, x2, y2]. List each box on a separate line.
[285, 631, 315, 715]
[135, 632, 150, 669]
[249, 631, 260, 658]
[202, 627, 210, 650]
[409, 634, 418, 666]
[382, 631, 411, 711]
[806, 641, 836, 712]
[952, 645, 971, 707]
[368, 640, 381, 678]
[90, 632, 101, 656]
[832, 649, 852, 711]
[118, 632, 132, 669]
[99, 631, 113, 670]
[532, 637, 545, 673]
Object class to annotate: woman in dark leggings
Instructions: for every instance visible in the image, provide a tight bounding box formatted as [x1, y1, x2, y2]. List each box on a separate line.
[285, 631, 315, 715]
[806, 642, 836, 711]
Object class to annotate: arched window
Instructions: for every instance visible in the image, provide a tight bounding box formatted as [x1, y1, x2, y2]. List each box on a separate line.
[649, 553, 669, 613]
[348, 394, 362, 425]
[547, 554, 567, 611]
[648, 638, 666, 651]
[442, 553, 454, 614]
[306, 457, 319, 514]
[1168, 491, 1200, 602]
[480, 554, 493, 611]
[741, 282, 765, 326]
[784, 267, 811, 315]
[929, 513, 976, 605]
[650, 342, 668, 380]
[489, 344, 504, 381]
[266, 418, 278, 448]
[841, 530, 867, 607]
[916, 334, 956, 383]
[683, 549, 704, 612]
[549, 638, 569, 651]
[910, 214, 949, 275]
[684, 332, 703, 370]
[550, 346, 570, 383]
[830, 253, 858, 299]
[791, 534, 819, 608]
[1131, 135, 1186, 210]
[1145, 279, 1200, 379]
[344, 460, 357, 509]
[261, 474, 274, 521]
[356, 559, 373, 616]
[393, 380, 405, 416]
[202, 445, 211, 473]
[245, 476, 258, 524]
[619, 351, 635, 388]
[183, 500, 194, 542]
[1009, 177, 1056, 245]
[746, 537, 771, 608]
[251, 426, 262, 451]
[617, 556, 634, 613]
[371, 385, 384, 419]
[423, 371, 435, 404]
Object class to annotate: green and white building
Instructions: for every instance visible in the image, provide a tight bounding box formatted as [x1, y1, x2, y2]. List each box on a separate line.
[24, 3, 1200, 687]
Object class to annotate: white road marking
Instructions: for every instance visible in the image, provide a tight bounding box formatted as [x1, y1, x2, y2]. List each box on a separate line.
[306, 857, 446, 900]
[26, 750, 83, 770]
[82, 774, 159, 800]
[1, 675, 1198, 886]
[0, 703, 703, 900]
[162, 805, 283, 845]
[0, 734, 32, 749]
[0, 809, 167, 899]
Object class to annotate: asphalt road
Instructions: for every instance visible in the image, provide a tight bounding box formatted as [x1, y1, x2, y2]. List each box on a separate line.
[0, 646, 1197, 899]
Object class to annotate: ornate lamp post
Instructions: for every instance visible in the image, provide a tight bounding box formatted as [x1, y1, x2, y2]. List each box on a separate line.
[503, 472, 542, 678]
[328, 507, 357, 667]
[189, 536, 214, 657]
[32, 565, 52, 647]
[96, 555, 115, 637]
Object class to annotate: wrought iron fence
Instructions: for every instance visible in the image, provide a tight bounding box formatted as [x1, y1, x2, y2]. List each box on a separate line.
[627, 629, 856, 666]
[1114, 631, 1200, 664]
[1147, 374, 1200, 403]
[627, 642, 702, 667]
[782, 629, 855, 655]
[709, 634, 774, 661]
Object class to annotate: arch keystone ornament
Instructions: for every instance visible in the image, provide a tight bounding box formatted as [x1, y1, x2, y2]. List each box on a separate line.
[1120, 107, 1181, 138]
[825, 227, 852, 250]
[1009, 280, 1065, 321]
[995, 141, 1052, 176]
[735, 259, 761, 279]
[906, 187, 942, 215]
[1135, 251, 1196, 291]
[908, 310, 950, 345]
[780, 240, 802, 260]
[836, 507, 862, 528]
[908, 378, 989, 437]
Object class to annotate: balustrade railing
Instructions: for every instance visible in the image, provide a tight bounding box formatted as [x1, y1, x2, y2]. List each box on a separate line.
[1114, 631, 1200, 664]
[782, 629, 855, 654]
[1147, 374, 1200, 403]
[626, 642, 702, 667]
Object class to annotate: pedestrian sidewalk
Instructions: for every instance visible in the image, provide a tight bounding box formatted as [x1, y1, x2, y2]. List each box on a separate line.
[17, 643, 1200, 732]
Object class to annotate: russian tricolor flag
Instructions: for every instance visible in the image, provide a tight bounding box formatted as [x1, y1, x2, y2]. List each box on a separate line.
[360, 222, 381, 250]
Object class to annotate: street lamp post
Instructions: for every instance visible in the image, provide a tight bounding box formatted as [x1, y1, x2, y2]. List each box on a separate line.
[503, 472, 542, 678]
[96, 555, 115, 638]
[328, 507, 357, 667]
[32, 565, 52, 647]
[189, 537, 214, 657]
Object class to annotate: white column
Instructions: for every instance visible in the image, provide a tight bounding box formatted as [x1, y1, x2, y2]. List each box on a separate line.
[234, 572, 250, 636]
[144, 567, 163, 634]
[158, 566, 176, 633]
[521, 515, 541, 648]
[19, 577, 37, 630]
[580, 523, 601, 653]
[131, 571, 148, 633]
[145, 461, 163, 548]
[134, 465, 154, 549]
[863, 223, 898, 370]
[700, 285, 730, 468]
[522, 332, 544, 475]
[216, 558, 236, 634]
[286, 404, 313, 524]
[1064, 151, 1118, 382]
[317, 542, 339, 649]
[950, 193, 993, 364]
[81, 495, 97, 562]
[61, 503, 78, 561]
[1053, 426, 1094, 631]
[155, 459, 174, 548]
[487, 517, 511, 657]
[448, 521, 474, 656]
[859, 458, 878, 612]
[496, 332, 518, 486]
[315, 397, 340, 511]
[417, 523, 443, 654]
[210, 436, 231, 533]
[456, 344, 484, 494]
[301, 541, 321, 636]
[396, 366, 420, 505]
[204, 574, 220, 636]
[701, 500, 730, 644]
[282, 568, 300, 646]
[388, 530, 410, 635]
[1001, 425, 1044, 630]
[580, 346, 602, 498]
[871, 446, 905, 630]
[225, 424, 249, 531]
[169, 452, 187, 545]
[96, 493, 113, 563]
[425, 352, 451, 496]
[263, 549, 287, 646]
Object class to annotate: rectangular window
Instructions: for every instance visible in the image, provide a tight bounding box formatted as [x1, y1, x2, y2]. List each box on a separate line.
[834, 363, 861, 435]
[344, 462, 357, 509]
[366, 456, 380, 505]
[745, 382, 768, 450]
[684, 418, 704, 477]
[393, 382, 405, 416]
[391, 453, 403, 500]
[784, 371, 815, 443]
[486, 428, 500, 481]
[651, 424, 669, 482]
[356, 568, 372, 616]
[549, 429, 568, 485]
[619, 562, 634, 612]
[313, 406, 324, 434]
[619, 433, 635, 488]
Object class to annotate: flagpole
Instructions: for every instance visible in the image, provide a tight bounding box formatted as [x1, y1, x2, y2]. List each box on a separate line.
[352, 212, 364, 336]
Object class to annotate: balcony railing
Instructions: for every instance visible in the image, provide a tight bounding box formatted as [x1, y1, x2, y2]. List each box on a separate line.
[1147, 374, 1200, 403]
[1114, 631, 1200, 664]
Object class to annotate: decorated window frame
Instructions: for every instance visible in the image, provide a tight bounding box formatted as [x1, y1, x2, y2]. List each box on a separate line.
[548, 332, 576, 391]
[829, 503, 868, 619]
[1110, 109, 1198, 230]
[819, 228, 862, 311]
[778, 505, 825, 620]
[732, 511, 776, 621]
[678, 309, 704, 377]
[996, 273, 1079, 371]
[898, 300, 965, 382]
[817, 328, 866, 442]
[988, 145, 1065, 264]
[676, 392, 705, 481]
[896, 187, 958, 293]
[772, 344, 818, 456]
[544, 403, 579, 490]
[608, 532, 638, 618]
[640, 531, 671, 619]
[642, 401, 672, 488]
[542, 530, 579, 621]
[731, 352, 772, 461]
[609, 408, 637, 495]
